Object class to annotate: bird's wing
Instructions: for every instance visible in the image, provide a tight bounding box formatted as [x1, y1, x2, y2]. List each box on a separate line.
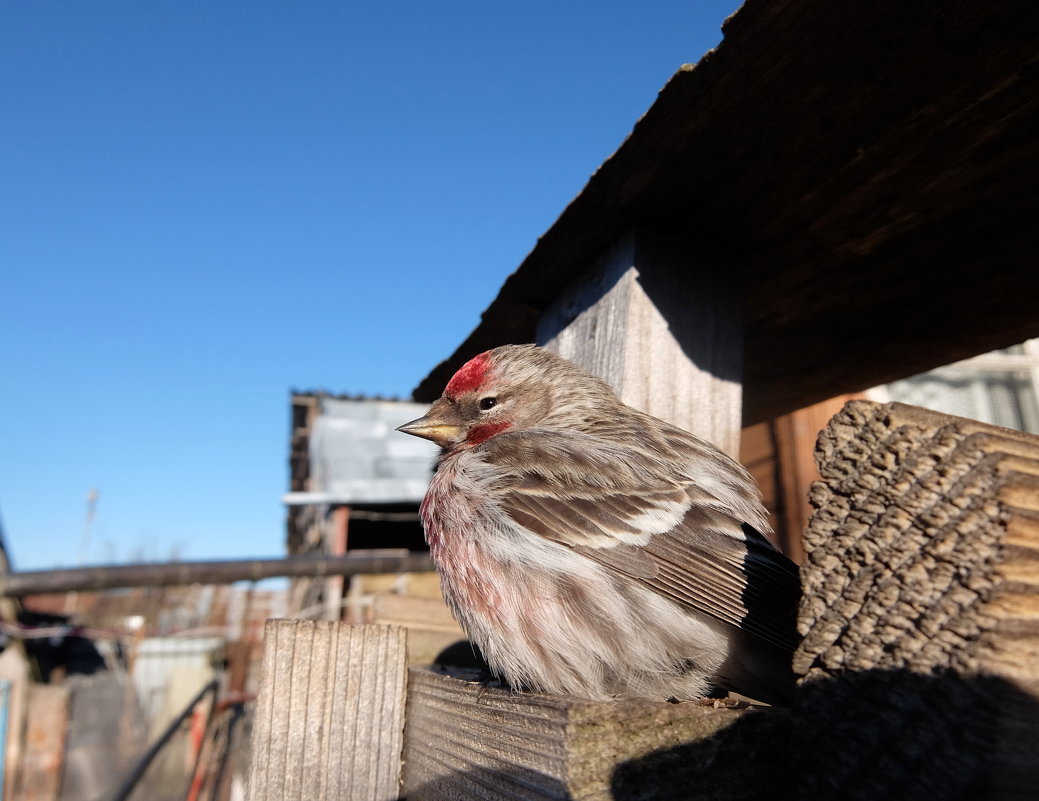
[485, 430, 801, 651]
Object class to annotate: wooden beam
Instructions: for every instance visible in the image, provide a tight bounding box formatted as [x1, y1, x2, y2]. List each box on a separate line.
[402, 667, 758, 801]
[794, 400, 1039, 798]
[247, 621, 408, 801]
[537, 230, 744, 457]
[0, 550, 433, 597]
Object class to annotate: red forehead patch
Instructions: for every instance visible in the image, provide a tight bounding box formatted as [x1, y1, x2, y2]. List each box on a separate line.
[445, 351, 492, 398]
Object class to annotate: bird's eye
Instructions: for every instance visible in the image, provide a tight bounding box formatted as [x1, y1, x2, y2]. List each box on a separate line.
[478, 397, 497, 411]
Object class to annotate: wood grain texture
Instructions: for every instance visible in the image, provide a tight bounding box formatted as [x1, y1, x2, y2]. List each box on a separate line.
[247, 621, 408, 801]
[793, 400, 1039, 799]
[401, 667, 753, 801]
[538, 230, 743, 457]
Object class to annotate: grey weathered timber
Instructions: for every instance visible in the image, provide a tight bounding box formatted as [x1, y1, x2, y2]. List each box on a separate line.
[402, 667, 759, 801]
[792, 401, 1039, 799]
[537, 230, 744, 457]
[247, 621, 408, 801]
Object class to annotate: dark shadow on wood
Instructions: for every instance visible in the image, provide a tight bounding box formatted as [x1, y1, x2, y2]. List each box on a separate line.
[432, 639, 491, 673]
[631, 228, 745, 387]
[611, 670, 1037, 801]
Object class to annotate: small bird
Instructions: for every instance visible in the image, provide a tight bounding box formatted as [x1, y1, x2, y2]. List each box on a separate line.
[398, 344, 800, 704]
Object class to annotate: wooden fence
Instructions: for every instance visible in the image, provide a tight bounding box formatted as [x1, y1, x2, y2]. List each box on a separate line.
[246, 401, 1039, 800]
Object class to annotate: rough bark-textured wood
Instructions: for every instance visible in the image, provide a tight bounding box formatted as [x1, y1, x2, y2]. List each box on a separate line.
[15, 685, 68, 801]
[402, 667, 757, 801]
[247, 621, 408, 801]
[413, 0, 1039, 423]
[538, 230, 743, 457]
[792, 400, 1039, 800]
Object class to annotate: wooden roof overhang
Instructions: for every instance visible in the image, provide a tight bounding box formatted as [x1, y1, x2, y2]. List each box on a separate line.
[414, 0, 1039, 424]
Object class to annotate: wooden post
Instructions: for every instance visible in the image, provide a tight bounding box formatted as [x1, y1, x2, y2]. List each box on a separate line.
[792, 400, 1039, 799]
[0, 646, 29, 801]
[537, 229, 744, 458]
[14, 685, 68, 801]
[325, 506, 350, 621]
[247, 621, 408, 801]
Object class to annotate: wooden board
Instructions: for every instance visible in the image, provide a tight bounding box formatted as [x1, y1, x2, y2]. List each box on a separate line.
[371, 593, 467, 667]
[247, 621, 408, 801]
[538, 230, 744, 457]
[402, 667, 758, 801]
[793, 400, 1039, 799]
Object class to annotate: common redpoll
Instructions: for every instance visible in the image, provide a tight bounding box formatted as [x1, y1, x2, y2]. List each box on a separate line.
[398, 344, 800, 704]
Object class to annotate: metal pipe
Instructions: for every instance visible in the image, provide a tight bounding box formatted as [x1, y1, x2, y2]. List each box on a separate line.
[106, 679, 219, 801]
[0, 550, 434, 597]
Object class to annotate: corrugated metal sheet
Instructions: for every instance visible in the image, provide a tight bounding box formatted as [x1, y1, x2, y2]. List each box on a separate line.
[301, 399, 437, 505]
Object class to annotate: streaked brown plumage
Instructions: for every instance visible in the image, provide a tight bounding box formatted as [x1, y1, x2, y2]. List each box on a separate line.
[398, 344, 800, 704]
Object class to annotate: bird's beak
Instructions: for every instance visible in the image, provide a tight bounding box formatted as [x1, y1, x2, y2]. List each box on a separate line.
[397, 400, 466, 448]
[396, 417, 464, 447]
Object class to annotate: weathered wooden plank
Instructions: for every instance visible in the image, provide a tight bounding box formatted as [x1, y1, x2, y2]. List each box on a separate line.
[246, 622, 408, 801]
[537, 230, 744, 457]
[371, 592, 467, 667]
[15, 684, 68, 801]
[793, 400, 1039, 799]
[402, 667, 756, 801]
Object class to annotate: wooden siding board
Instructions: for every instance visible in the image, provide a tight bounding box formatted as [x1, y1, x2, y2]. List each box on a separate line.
[537, 231, 744, 457]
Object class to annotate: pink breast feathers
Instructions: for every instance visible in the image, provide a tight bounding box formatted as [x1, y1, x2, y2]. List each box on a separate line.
[445, 351, 492, 398]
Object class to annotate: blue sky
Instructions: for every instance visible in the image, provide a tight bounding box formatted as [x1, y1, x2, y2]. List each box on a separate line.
[0, 1, 738, 569]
